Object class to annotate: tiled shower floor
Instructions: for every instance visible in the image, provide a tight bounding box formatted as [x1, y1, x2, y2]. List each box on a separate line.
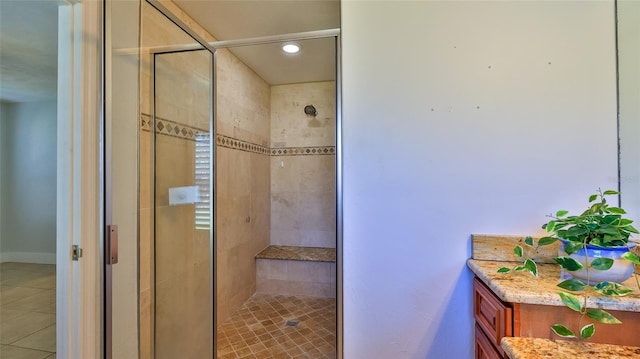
[216, 294, 336, 359]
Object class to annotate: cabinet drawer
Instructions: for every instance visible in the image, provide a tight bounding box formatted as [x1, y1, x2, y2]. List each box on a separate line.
[474, 278, 512, 354]
[475, 324, 503, 359]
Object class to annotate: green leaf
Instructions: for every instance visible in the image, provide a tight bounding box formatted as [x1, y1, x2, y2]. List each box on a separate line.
[602, 234, 625, 244]
[590, 257, 614, 270]
[586, 309, 622, 324]
[589, 194, 598, 202]
[607, 207, 627, 215]
[587, 203, 602, 215]
[551, 324, 576, 338]
[623, 225, 640, 234]
[566, 226, 589, 237]
[514, 265, 526, 272]
[524, 259, 538, 277]
[558, 292, 582, 312]
[621, 251, 640, 265]
[557, 279, 586, 291]
[590, 238, 604, 247]
[538, 237, 558, 246]
[514, 245, 523, 258]
[563, 241, 585, 255]
[554, 257, 584, 271]
[546, 221, 557, 232]
[497, 267, 511, 273]
[603, 190, 619, 195]
[580, 324, 595, 339]
[595, 225, 622, 236]
[556, 210, 569, 218]
[593, 282, 634, 296]
[524, 236, 534, 246]
[603, 215, 622, 224]
[617, 219, 633, 227]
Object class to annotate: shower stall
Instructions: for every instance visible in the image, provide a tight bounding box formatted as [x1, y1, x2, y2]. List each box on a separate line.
[105, 1, 340, 358]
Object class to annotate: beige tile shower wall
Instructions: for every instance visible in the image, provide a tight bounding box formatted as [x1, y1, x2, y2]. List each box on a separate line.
[256, 259, 336, 297]
[154, 134, 212, 358]
[270, 82, 336, 248]
[271, 156, 336, 248]
[212, 21, 272, 328]
[215, 48, 271, 146]
[155, 51, 211, 130]
[271, 81, 335, 148]
[216, 146, 271, 324]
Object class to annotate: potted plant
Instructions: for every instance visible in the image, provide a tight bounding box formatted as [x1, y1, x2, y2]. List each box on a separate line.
[499, 189, 640, 340]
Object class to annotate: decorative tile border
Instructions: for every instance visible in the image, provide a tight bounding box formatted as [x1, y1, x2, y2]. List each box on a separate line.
[140, 114, 153, 132]
[140, 114, 335, 156]
[141, 113, 208, 141]
[270, 146, 335, 156]
[216, 134, 270, 155]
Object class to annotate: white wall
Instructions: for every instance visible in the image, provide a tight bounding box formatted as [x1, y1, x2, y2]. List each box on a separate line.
[618, 0, 640, 221]
[341, 1, 617, 358]
[0, 100, 57, 263]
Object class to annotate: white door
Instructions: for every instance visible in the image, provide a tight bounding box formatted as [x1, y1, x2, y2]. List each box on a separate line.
[56, 1, 101, 358]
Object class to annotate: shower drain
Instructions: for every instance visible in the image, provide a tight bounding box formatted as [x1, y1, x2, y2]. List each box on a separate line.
[285, 319, 300, 327]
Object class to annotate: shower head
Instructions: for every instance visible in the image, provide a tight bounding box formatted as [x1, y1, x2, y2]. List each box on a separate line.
[304, 105, 317, 117]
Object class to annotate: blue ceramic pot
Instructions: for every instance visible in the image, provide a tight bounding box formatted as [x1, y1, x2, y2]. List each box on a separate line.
[558, 240, 636, 285]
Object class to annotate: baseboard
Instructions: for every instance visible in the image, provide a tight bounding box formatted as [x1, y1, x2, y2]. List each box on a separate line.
[0, 252, 56, 264]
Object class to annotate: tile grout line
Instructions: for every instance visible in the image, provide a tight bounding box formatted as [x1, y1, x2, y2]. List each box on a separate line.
[5, 343, 55, 355]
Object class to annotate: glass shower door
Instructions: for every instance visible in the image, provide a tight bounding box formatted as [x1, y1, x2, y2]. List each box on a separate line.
[151, 48, 213, 359]
[106, 1, 214, 358]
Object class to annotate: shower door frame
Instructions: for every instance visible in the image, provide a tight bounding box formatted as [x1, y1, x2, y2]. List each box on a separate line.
[143, 1, 217, 357]
[139, 1, 344, 358]
[149, 46, 215, 356]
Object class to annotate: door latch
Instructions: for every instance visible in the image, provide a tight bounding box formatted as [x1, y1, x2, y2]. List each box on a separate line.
[72, 245, 82, 261]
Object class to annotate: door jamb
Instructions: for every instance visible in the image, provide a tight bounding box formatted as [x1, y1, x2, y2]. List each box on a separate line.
[56, 0, 103, 358]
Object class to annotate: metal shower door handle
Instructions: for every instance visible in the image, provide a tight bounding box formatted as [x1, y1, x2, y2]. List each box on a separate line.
[106, 225, 118, 265]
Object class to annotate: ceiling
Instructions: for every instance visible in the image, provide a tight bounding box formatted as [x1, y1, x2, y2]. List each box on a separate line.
[0, 0, 340, 103]
[173, 0, 340, 85]
[0, 0, 59, 103]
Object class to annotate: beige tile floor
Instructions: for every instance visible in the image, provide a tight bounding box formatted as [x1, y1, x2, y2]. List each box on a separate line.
[217, 294, 336, 359]
[0, 262, 56, 359]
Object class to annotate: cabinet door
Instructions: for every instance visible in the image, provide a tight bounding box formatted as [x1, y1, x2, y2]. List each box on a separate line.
[474, 278, 513, 356]
[475, 324, 503, 359]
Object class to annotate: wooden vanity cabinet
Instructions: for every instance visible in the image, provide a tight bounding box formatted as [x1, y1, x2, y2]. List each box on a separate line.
[473, 277, 513, 359]
[475, 323, 504, 359]
[473, 276, 640, 358]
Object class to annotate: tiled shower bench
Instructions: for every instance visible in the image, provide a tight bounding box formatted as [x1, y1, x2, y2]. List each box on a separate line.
[255, 245, 336, 298]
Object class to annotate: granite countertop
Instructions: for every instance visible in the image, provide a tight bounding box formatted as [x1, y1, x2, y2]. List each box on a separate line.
[467, 259, 640, 312]
[501, 337, 640, 359]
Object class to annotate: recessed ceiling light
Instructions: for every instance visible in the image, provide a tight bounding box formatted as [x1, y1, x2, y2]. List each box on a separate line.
[282, 42, 301, 54]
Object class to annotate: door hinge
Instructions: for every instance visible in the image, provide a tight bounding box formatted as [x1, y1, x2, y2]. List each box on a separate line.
[72, 245, 83, 261]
